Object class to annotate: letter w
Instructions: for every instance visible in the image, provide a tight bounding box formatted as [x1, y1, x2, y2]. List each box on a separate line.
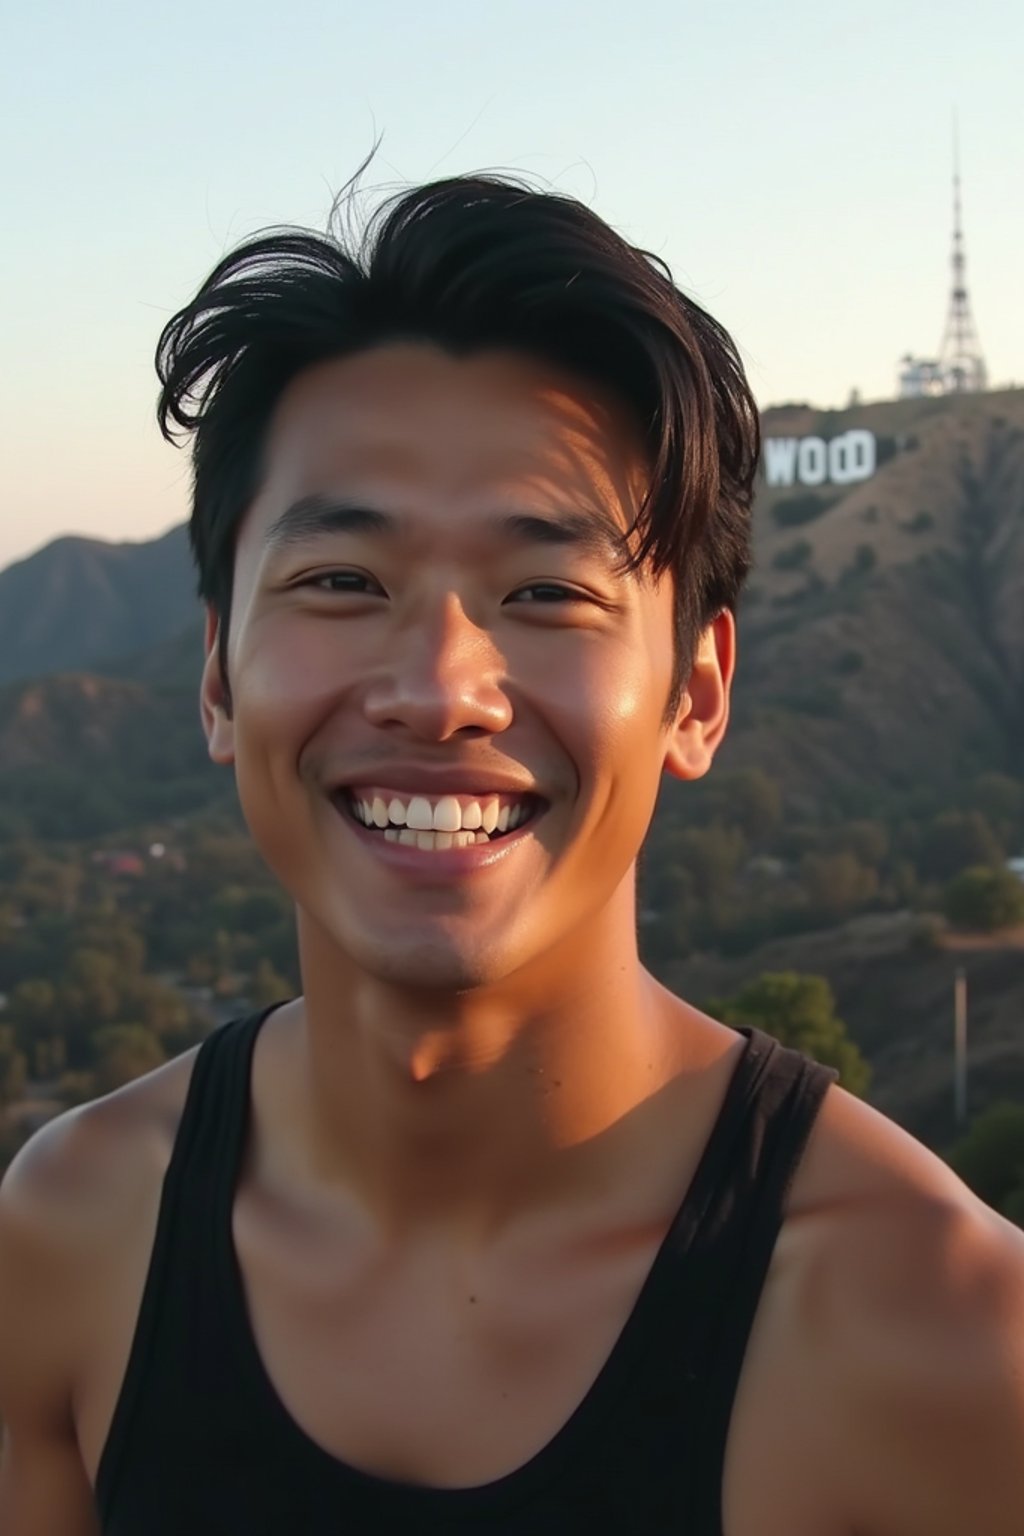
[763, 439, 798, 488]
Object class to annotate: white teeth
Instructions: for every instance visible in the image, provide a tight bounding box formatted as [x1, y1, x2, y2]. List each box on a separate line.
[406, 796, 434, 831]
[475, 830, 489, 843]
[349, 789, 535, 840]
[383, 828, 400, 842]
[434, 831, 454, 850]
[416, 831, 435, 850]
[399, 829, 418, 846]
[432, 795, 462, 833]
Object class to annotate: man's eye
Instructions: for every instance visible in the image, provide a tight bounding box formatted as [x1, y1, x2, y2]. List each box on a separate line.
[509, 583, 584, 604]
[303, 571, 382, 594]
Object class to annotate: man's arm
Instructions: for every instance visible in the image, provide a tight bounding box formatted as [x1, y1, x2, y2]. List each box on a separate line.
[0, 1118, 103, 1535]
[836, 1195, 1024, 1536]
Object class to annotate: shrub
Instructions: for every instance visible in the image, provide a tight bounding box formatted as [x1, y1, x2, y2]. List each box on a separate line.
[902, 510, 934, 534]
[772, 493, 830, 528]
[708, 971, 870, 1095]
[772, 539, 813, 572]
[943, 865, 1024, 932]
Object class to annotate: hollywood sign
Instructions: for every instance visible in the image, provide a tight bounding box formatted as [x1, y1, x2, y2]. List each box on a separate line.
[763, 430, 877, 489]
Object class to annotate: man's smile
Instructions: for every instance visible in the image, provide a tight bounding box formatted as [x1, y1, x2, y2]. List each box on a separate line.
[340, 787, 543, 848]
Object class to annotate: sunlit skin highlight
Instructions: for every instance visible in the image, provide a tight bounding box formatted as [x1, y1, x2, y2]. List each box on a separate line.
[201, 344, 736, 1233]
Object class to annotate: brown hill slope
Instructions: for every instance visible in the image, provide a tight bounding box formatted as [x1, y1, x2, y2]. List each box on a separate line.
[723, 388, 1024, 804]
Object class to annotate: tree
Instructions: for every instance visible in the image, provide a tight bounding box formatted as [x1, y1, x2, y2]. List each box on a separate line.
[1002, 1184, 1024, 1230]
[947, 1103, 1024, 1226]
[943, 865, 1024, 932]
[919, 811, 1003, 884]
[249, 958, 293, 1008]
[91, 1025, 166, 1095]
[800, 850, 878, 921]
[0, 1027, 28, 1109]
[708, 971, 871, 1096]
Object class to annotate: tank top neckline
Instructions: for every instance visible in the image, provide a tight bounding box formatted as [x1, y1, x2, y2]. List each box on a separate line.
[208, 1011, 783, 1518]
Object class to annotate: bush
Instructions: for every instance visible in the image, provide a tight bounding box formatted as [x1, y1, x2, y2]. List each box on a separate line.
[772, 539, 813, 572]
[772, 493, 830, 528]
[840, 543, 877, 583]
[948, 1103, 1024, 1222]
[943, 866, 1024, 932]
[902, 510, 934, 534]
[707, 971, 871, 1095]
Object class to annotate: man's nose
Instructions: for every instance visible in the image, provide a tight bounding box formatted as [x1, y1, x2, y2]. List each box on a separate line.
[362, 592, 514, 741]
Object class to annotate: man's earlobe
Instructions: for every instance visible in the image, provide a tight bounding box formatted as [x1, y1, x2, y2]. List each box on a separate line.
[199, 612, 235, 766]
[663, 612, 735, 784]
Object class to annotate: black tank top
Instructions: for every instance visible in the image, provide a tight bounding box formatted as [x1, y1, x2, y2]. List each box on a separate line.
[94, 1010, 836, 1534]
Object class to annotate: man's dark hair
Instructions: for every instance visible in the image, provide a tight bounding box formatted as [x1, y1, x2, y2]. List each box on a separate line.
[157, 173, 760, 717]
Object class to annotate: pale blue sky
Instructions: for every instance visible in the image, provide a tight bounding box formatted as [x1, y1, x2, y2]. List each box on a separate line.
[1, 0, 1020, 567]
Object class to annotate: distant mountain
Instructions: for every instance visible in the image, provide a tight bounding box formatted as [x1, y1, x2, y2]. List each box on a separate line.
[0, 523, 199, 685]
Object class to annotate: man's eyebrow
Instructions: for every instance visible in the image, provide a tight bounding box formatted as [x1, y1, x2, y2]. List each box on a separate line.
[263, 497, 395, 551]
[497, 510, 631, 566]
[264, 496, 631, 565]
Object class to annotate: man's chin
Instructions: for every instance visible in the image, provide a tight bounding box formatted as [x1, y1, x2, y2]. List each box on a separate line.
[338, 929, 514, 994]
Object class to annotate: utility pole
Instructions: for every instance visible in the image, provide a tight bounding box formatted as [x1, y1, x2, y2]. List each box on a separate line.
[953, 966, 968, 1128]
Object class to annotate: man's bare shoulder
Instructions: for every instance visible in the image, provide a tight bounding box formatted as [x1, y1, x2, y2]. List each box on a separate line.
[785, 1084, 1024, 1535]
[0, 1046, 199, 1323]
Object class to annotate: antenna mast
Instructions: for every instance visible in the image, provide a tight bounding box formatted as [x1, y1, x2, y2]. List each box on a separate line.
[939, 116, 987, 392]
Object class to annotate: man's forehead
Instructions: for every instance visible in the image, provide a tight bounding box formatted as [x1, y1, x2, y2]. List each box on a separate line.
[265, 347, 644, 472]
[255, 346, 648, 542]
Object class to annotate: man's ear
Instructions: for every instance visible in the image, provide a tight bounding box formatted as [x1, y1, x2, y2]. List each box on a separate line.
[663, 610, 736, 783]
[199, 606, 235, 766]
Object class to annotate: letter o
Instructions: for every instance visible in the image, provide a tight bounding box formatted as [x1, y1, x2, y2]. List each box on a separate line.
[797, 437, 827, 486]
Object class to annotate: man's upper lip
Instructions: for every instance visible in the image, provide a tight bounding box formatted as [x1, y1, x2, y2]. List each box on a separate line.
[333, 767, 543, 798]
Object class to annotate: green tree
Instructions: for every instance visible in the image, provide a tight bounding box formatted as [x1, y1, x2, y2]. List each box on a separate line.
[919, 811, 1003, 884]
[948, 1103, 1024, 1226]
[708, 971, 871, 1096]
[0, 1026, 28, 1108]
[249, 958, 293, 1008]
[943, 865, 1024, 932]
[91, 1025, 166, 1095]
[800, 850, 878, 921]
[1002, 1184, 1024, 1230]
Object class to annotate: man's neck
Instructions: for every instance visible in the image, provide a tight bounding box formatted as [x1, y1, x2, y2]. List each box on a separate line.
[277, 900, 697, 1239]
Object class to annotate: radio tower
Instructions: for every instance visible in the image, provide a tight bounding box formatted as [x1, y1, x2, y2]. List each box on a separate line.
[939, 119, 986, 393]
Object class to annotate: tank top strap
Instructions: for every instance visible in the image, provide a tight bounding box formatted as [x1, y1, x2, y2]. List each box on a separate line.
[670, 1027, 839, 1530]
[94, 1008, 272, 1519]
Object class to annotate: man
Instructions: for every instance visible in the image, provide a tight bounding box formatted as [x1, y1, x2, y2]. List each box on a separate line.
[0, 176, 1021, 1534]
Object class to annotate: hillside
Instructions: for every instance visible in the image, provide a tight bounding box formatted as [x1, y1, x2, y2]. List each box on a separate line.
[722, 388, 1024, 805]
[0, 673, 230, 837]
[0, 523, 197, 685]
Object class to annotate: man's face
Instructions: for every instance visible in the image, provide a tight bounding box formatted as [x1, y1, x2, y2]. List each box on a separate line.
[202, 344, 729, 990]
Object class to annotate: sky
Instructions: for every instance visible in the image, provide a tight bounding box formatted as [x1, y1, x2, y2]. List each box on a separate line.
[1, 0, 1021, 570]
